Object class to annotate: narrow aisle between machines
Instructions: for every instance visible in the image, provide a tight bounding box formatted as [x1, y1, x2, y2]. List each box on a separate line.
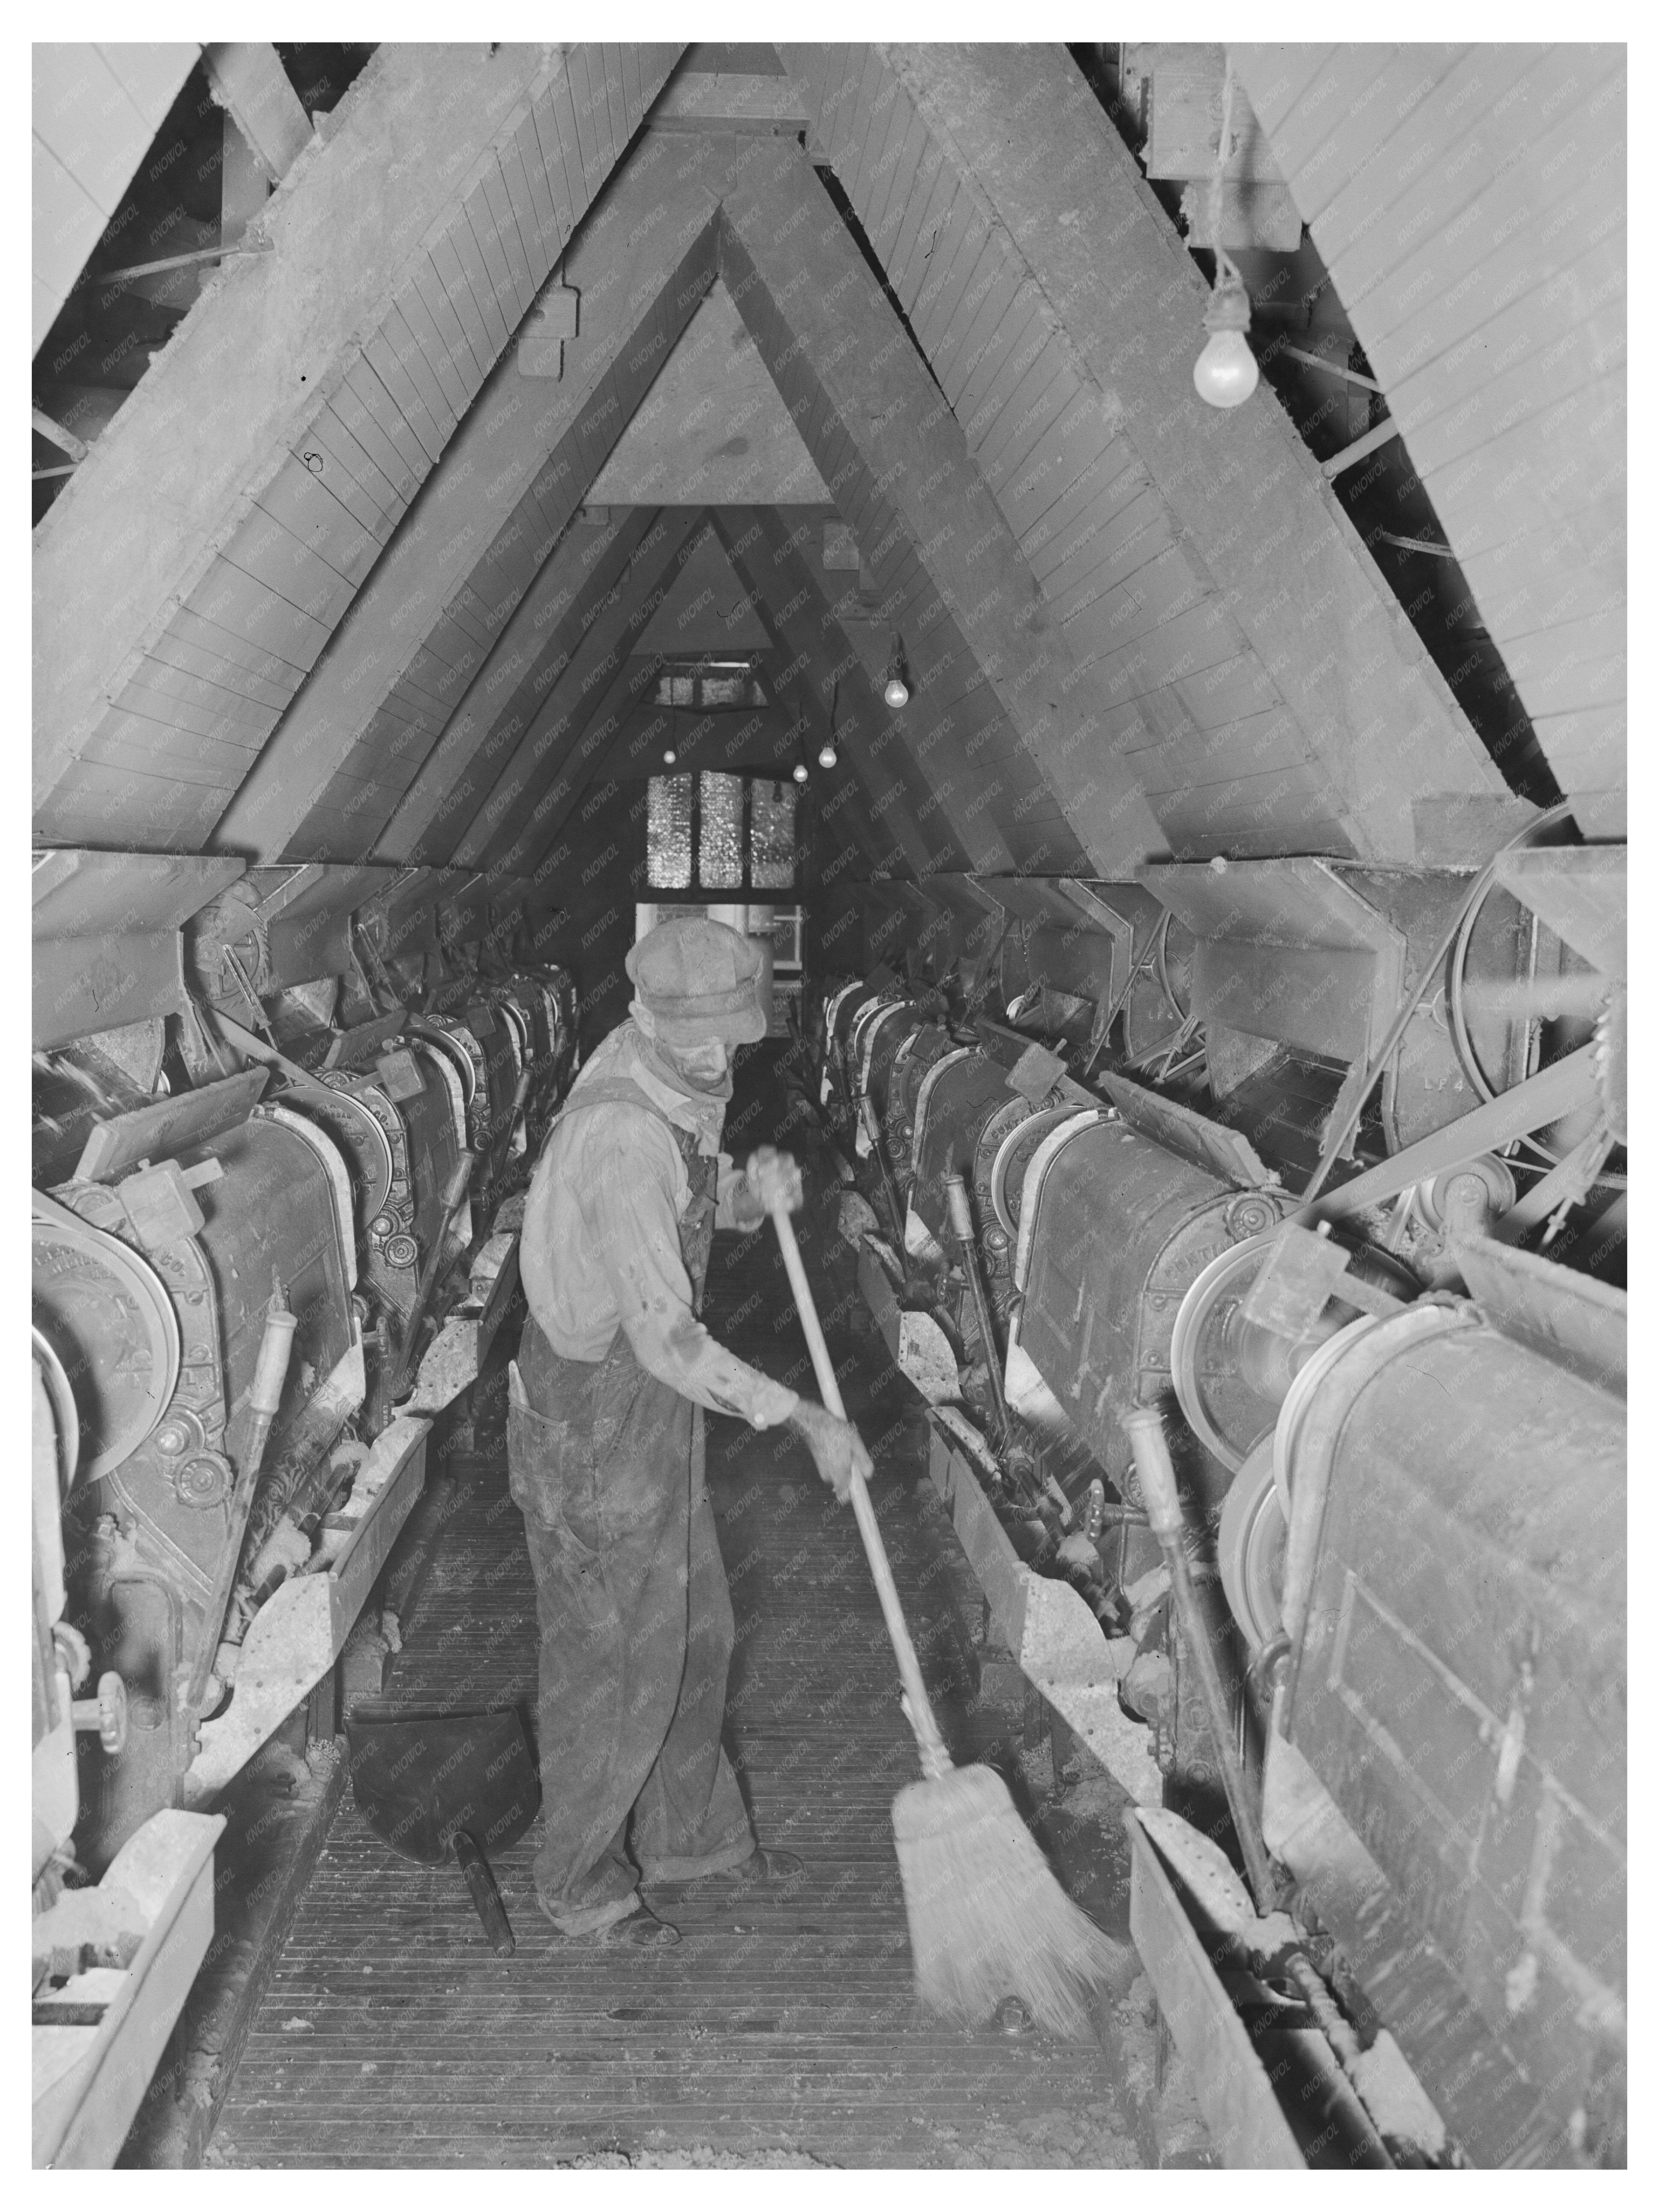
[209, 1084, 1145, 2169]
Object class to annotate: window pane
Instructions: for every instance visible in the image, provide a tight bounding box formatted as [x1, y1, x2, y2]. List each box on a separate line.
[749, 779, 796, 889]
[647, 774, 693, 889]
[698, 771, 744, 889]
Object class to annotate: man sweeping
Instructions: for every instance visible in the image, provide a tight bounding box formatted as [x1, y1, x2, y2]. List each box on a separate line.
[511, 917, 874, 1946]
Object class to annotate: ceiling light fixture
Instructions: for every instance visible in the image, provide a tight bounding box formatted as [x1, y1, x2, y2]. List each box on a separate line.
[792, 759, 810, 784]
[819, 677, 841, 767]
[1192, 61, 1259, 412]
[883, 636, 910, 711]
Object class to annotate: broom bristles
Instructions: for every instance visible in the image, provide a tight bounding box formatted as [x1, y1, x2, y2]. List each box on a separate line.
[892, 1763, 1137, 2042]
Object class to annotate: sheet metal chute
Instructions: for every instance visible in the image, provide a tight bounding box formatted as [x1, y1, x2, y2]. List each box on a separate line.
[1252, 1238, 1626, 2168]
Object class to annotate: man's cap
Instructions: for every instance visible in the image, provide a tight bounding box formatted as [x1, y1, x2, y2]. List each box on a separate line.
[627, 918, 768, 1045]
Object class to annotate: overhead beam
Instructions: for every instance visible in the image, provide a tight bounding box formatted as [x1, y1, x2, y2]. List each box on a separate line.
[34, 44, 684, 851]
[202, 44, 312, 184]
[219, 131, 724, 862]
[716, 141, 1148, 876]
[784, 44, 1510, 862]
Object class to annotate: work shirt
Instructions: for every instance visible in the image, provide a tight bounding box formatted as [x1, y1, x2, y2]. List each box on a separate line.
[519, 1020, 801, 1430]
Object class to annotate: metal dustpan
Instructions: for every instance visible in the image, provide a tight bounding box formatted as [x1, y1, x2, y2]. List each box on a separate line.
[346, 1701, 540, 1955]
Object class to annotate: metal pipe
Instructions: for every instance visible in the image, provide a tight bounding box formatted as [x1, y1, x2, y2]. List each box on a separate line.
[944, 1173, 1011, 1446]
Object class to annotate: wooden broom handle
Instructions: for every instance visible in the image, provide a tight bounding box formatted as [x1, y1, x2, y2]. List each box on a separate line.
[768, 1199, 953, 1779]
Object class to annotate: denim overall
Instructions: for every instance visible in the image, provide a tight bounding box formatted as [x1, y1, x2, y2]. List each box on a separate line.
[508, 1077, 755, 1932]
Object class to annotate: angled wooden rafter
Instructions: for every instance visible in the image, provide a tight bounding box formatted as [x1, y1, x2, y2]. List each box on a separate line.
[34, 44, 685, 854]
[222, 138, 728, 862]
[779, 43, 1512, 862]
[714, 140, 1143, 876]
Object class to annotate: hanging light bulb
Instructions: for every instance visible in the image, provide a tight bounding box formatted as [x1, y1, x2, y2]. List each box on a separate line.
[792, 759, 810, 784]
[883, 634, 910, 710]
[1193, 269, 1258, 409]
[662, 746, 677, 764]
[818, 739, 839, 769]
[1191, 60, 1258, 412]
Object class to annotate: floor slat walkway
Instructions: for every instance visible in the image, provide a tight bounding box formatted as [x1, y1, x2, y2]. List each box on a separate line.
[212, 1184, 1141, 2168]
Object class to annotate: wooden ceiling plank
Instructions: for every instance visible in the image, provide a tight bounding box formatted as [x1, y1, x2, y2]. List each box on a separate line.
[183, 563, 330, 675]
[961, 313, 1072, 467]
[888, 138, 952, 311]
[596, 46, 631, 158]
[116, 666, 276, 743]
[530, 71, 584, 245]
[950, 286, 1050, 445]
[1415, 374, 1625, 564]
[338, 347, 436, 482]
[498, 125, 553, 293]
[299, 411, 404, 539]
[862, 81, 921, 254]
[1060, 543, 1210, 658]
[565, 47, 606, 197]
[1239, 45, 1451, 218]
[840, 50, 888, 211]
[379, 298, 463, 443]
[1042, 494, 1180, 625]
[338, 356, 429, 497]
[1020, 459, 1162, 598]
[1221, 43, 1341, 141]
[447, 190, 514, 359]
[166, 606, 306, 695]
[1356, 141, 1625, 367]
[224, 508, 359, 633]
[473, 160, 532, 325]
[814, 48, 860, 161]
[46, 760, 230, 851]
[429, 231, 500, 387]
[909, 188, 988, 358]
[479, 154, 537, 318]
[972, 354, 1085, 492]
[506, 99, 560, 253]
[359, 321, 448, 465]
[1403, 335, 1623, 490]
[1308, 44, 1552, 269]
[935, 247, 1026, 411]
[404, 254, 484, 412]
[81, 710, 256, 788]
[1171, 652, 1285, 733]
[149, 628, 296, 716]
[1006, 435, 1145, 559]
[254, 456, 382, 591]
[1390, 244, 1625, 453]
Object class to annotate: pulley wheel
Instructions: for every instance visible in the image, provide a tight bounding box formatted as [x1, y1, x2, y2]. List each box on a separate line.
[1168, 1235, 1284, 1475]
[31, 1210, 180, 1482]
[1217, 1438, 1287, 1657]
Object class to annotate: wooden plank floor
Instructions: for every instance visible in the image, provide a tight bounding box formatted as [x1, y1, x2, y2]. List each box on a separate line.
[210, 1162, 1142, 2168]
